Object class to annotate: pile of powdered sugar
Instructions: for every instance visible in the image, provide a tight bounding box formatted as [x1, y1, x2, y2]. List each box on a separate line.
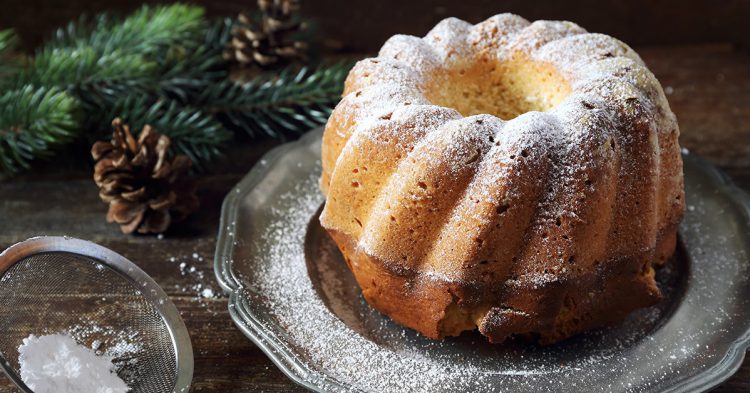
[18, 334, 130, 393]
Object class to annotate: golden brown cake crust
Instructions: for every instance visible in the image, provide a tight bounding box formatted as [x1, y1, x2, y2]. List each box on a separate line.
[319, 14, 685, 343]
[328, 225, 677, 343]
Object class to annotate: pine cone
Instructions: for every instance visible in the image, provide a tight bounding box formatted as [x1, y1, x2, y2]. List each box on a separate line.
[91, 118, 199, 235]
[224, 0, 308, 69]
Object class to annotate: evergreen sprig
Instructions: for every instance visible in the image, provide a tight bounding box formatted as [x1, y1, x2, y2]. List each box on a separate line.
[0, 86, 78, 174]
[0, 29, 17, 54]
[202, 62, 352, 138]
[20, 5, 207, 89]
[0, 29, 20, 81]
[0, 4, 351, 177]
[157, 17, 233, 104]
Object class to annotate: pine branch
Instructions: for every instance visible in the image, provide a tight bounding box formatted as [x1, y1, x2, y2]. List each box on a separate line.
[47, 5, 206, 58]
[200, 62, 352, 138]
[0, 5, 231, 175]
[19, 4, 208, 91]
[25, 47, 158, 90]
[0, 5, 344, 177]
[157, 17, 233, 103]
[63, 16, 233, 112]
[0, 29, 18, 53]
[99, 4, 206, 54]
[0, 86, 78, 175]
[0, 29, 21, 82]
[91, 97, 231, 170]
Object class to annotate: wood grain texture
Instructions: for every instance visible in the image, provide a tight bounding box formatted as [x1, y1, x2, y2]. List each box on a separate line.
[0, 44, 749, 392]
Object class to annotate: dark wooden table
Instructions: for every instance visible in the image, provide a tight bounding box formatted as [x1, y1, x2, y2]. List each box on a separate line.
[1, 44, 749, 392]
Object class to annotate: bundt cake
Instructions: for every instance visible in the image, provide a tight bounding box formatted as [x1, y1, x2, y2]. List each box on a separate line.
[319, 14, 684, 344]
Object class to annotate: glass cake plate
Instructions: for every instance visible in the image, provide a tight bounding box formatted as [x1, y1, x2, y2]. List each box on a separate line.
[214, 127, 750, 392]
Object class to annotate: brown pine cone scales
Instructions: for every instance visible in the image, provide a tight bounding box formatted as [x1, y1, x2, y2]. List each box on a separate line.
[224, 0, 308, 68]
[91, 118, 199, 234]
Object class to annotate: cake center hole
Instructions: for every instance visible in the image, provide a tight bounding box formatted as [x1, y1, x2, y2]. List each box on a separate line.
[424, 57, 571, 120]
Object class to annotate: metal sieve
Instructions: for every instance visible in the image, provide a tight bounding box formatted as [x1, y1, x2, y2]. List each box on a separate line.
[0, 236, 193, 393]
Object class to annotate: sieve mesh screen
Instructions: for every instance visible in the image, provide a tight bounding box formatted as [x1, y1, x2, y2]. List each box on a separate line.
[0, 252, 177, 393]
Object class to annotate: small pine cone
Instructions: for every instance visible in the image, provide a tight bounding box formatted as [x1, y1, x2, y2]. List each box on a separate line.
[91, 118, 199, 235]
[224, 0, 307, 69]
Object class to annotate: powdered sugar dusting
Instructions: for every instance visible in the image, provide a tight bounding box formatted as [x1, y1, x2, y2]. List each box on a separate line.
[468, 14, 529, 55]
[224, 132, 750, 392]
[379, 35, 441, 72]
[348, 12, 669, 147]
[67, 324, 144, 369]
[509, 20, 586, 53]
[424, 17, 474, 62]
[223, 11, 750, 390]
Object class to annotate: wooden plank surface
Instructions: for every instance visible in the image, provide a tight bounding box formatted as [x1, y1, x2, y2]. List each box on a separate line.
[1, 44, 749, 392]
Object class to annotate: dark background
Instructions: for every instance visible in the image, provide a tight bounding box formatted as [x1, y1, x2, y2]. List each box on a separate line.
[1, 1, 749, 392]
[2, 0, 749, 52]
